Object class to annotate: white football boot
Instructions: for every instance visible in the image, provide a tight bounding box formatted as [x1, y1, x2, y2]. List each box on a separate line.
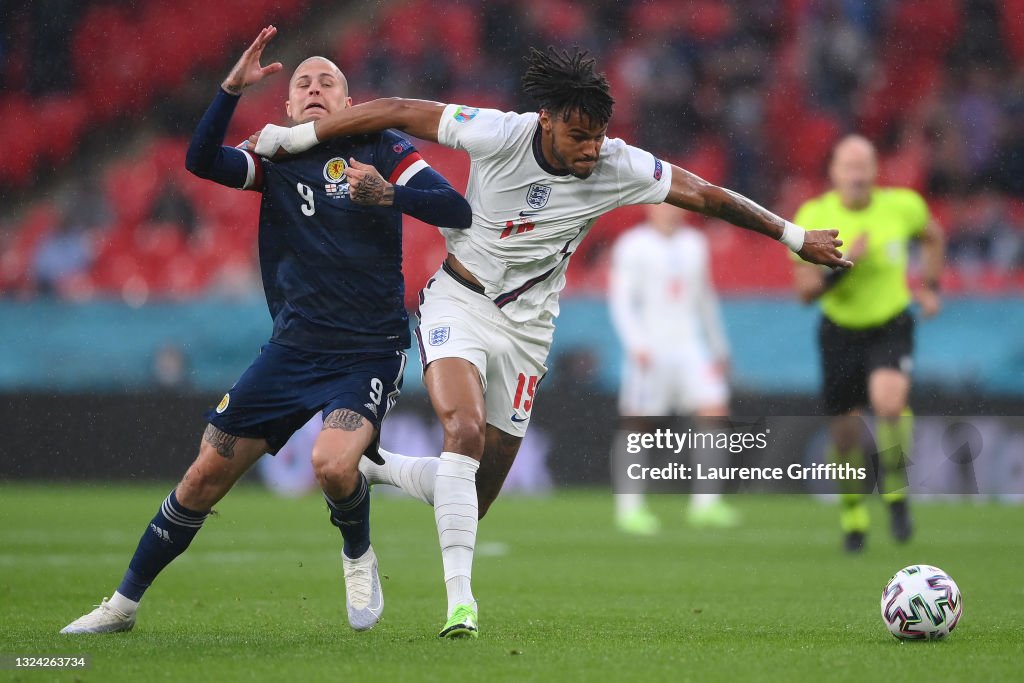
[60, 598, 135, 634]
[342, 546, 383, 631]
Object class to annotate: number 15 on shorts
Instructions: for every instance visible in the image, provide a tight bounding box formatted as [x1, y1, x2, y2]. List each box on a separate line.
[512, 373, 538, 416]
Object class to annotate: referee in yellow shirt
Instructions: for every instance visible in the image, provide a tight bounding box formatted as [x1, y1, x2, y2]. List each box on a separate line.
[793, 135, 945, 553]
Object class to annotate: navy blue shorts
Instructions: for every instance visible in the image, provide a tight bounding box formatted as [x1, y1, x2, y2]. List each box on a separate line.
[206, 341, 407, 454]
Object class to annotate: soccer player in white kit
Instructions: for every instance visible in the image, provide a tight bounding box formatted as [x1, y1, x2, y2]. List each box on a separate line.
[253, 47, 850, 638]
[609, 202, 739, 535]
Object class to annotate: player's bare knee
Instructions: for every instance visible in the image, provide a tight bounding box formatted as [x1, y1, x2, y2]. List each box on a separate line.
[440, 410, 486, 456]
[869, 371, 908, 419]
[176, 463, 223, 511]
[311, 447, 359, 496]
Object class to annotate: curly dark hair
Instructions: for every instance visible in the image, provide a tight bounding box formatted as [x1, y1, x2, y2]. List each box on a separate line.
[521, 46, 615, 125]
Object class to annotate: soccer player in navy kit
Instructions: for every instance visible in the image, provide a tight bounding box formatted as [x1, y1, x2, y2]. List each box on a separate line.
[61, 26, 471, 635]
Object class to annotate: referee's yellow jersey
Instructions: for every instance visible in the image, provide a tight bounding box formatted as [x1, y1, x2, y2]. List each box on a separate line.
[794, 188, 930, 329]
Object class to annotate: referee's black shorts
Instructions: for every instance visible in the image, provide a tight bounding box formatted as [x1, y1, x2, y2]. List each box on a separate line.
[818, 309, 915, 416]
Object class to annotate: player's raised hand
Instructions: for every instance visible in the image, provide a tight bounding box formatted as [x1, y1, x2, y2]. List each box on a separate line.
[346, 158, 394, 206]
[222, 26, 283, 95]
[797, 229, 853, 269]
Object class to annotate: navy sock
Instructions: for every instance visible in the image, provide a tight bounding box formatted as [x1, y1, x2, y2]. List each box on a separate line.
[325, 474, 371, 559]
[116, 490, 208, 601]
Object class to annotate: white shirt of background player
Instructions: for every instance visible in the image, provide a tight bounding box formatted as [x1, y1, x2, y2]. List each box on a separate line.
[609, 203, 729, 367]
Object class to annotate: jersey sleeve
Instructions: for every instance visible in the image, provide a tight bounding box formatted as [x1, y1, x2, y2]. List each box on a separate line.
[185, 88, 266, 192]
[376, 130, 430, 186]
[436, 104, 524, 160]
[234, 147, 266, 191]
[609, 139, 672, 208]
[898, 189, 931, 237]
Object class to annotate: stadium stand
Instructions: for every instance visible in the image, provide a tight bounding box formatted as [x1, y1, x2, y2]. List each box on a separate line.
[2, 0, 1023, 304]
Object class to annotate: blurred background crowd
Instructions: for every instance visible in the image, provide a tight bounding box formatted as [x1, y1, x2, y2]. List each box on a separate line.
[0, 0, 1020, 492]
[3, 0, 1024, 304]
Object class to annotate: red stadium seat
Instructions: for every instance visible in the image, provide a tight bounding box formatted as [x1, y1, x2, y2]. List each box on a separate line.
[1005, 0, 1024, 64]
[4, 0, 1020, 298]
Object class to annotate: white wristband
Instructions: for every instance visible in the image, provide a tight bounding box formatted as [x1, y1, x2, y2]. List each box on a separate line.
[779, 221, 805, 252]
[253, 124, 290, 157]
[287, 121, 319, 154]
[253, 122, 320, 157]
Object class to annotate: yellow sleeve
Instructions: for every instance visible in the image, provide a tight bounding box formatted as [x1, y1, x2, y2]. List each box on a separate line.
[898, 189, 931, 237]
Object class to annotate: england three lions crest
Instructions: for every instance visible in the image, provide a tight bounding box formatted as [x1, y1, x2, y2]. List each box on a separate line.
[428, 326, 450, 346]
[526, 183, 551, 209]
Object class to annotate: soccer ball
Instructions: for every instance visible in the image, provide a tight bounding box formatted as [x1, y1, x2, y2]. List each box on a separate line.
[880, 565, 963, 640]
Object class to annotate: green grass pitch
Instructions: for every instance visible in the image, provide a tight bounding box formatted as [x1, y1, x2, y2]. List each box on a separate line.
[1, 485, 1020, 682]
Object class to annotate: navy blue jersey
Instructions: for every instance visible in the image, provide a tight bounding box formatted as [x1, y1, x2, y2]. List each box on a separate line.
[185, 88, 471, 356]
[251, 132, 420, 353]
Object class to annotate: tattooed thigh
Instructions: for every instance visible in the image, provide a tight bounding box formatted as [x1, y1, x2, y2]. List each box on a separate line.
[323, 409, 366, 432]
[203, 424, 240, 459]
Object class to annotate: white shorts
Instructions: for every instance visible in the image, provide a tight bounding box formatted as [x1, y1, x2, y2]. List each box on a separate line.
[415, 266, 554, 437]
[619, 349, 729, 416]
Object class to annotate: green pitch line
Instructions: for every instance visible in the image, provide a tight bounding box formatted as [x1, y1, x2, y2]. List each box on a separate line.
[0, 485, 1020, 682]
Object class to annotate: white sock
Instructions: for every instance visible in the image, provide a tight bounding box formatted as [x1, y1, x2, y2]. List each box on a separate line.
[434, 451, 479, 617]
[108, 591, 140, 616]
[615, 493, 646, 518]
[361, 448, 439, 506]
[690, 492, 722, 510]
[611, 427, 648, 517]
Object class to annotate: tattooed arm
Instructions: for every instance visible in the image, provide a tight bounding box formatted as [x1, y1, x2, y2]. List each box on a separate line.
[346, 160, 394, 206]
[344, 158, 472, 228]
[664, 164, 852, 268]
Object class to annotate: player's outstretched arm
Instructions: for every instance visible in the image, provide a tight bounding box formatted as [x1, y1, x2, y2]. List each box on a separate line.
[186, 26, 282, 188]
[253, 99, 447, 158]
[664, 165, 852, 269]
[317, 99, 446, 143]
[345, 158, 471, 229]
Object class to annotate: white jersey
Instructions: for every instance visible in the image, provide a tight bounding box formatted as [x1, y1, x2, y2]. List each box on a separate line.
[436, 104, 672, 323]
[608, 224, 729, 360]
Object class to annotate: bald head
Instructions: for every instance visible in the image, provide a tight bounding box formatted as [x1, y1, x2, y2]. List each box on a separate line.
[830, 134, 877, 209]
[833, 135, 877, 166]
[286, 56, 351, 124]
[290, 56, 348, 92]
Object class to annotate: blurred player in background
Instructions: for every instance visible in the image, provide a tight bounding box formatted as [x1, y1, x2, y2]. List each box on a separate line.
[793, 135, 944, 553]
[254, 45, 849, 638]
[61, 27, 470, 634]
[609, 202, 739, 534]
